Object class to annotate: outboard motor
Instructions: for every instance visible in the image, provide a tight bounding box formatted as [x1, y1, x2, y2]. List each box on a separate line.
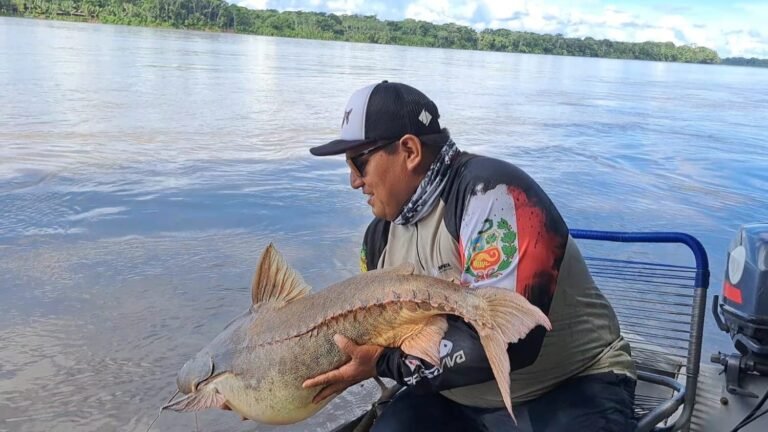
[712, 223, 768, 397]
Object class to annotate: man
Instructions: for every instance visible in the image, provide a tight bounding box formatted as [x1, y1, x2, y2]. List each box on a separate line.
[303, 81, 636, 431]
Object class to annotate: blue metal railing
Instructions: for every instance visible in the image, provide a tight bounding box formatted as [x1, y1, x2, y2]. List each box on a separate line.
[570, 230, 710, 289]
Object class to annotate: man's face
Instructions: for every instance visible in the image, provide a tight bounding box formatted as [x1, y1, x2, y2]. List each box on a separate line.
[346, 139, 414, 221]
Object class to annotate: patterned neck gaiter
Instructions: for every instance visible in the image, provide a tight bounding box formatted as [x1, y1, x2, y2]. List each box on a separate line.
[393, 138, 459, 226]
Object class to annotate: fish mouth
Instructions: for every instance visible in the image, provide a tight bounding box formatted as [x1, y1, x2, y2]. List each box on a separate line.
[163, 375, 230, 413]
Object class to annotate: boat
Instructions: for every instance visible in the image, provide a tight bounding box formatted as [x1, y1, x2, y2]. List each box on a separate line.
[332, 223, 768, 432]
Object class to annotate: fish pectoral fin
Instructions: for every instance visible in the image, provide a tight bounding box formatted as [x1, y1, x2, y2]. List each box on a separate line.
[399, 315, 448, 366]
[251, 243, 312, 305]
[162, 388, 227, 413]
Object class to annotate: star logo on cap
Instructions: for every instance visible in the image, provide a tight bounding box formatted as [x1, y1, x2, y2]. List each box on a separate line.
[342, 108, 353, 128]
[418, 109, 432, 126]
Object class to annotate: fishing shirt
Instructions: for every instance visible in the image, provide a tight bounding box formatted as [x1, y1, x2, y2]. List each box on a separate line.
[365, 152, 636, 407]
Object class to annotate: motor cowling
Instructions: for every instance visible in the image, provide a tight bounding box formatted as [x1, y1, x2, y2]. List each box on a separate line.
[718, 223, 768, 361]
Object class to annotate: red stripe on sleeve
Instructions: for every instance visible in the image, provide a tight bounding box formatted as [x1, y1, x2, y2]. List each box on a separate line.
[508, 186, 562, 299]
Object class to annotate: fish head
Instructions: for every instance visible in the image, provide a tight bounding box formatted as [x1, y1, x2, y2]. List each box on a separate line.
[165, 243, 318, 424]
[165, 309, 253, 412]
[165, 302, 324, 424]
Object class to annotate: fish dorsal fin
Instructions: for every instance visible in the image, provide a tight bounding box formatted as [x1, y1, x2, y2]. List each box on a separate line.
[251, 243, 311, 305]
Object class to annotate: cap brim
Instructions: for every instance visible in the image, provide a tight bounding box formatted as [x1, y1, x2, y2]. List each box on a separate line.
[309, 138, 370, 156]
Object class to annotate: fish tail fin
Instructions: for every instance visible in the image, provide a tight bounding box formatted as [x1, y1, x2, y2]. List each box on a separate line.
[473, 288, 552, 422]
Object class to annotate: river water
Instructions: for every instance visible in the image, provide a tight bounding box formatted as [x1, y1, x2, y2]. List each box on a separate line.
[1, 17, 767, 432]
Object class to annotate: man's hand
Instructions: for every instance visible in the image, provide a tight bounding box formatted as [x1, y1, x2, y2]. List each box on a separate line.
[302, 334, 385, 404]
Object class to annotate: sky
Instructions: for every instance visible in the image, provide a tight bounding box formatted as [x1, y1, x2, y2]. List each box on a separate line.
[232, 0, 768, 58]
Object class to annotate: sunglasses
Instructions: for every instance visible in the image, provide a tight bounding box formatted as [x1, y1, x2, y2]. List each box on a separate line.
[346, 139, 398, 178]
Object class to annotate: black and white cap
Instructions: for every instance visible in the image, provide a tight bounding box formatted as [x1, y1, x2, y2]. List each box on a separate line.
[310, 81, 441, 156]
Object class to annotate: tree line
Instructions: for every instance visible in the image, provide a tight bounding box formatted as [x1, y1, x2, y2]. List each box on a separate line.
[2, 0, 765, 67]
[721, 57, 768, 68]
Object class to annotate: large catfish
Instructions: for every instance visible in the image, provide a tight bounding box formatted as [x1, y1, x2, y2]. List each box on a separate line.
[164, 244, 550, 424]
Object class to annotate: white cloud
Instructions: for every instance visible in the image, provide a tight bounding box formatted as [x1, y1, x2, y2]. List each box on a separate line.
[600, 6, 635, 27]
[404, 0, 478, 26]
[237, 0, 269, 10]
[482, 0, 528, 20]
[325, 0, 366, 15]
[723, 31, 768, 58]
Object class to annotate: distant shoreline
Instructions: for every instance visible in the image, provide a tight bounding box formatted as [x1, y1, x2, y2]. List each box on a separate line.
[2, 1, 766, 68]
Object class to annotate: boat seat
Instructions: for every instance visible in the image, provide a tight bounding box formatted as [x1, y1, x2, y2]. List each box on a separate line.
[571, 230, 710, 432]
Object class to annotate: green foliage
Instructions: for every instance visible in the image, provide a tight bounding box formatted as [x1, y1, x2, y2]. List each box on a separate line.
[2, 0, 762, 66]
[722, 57, 768, 68]
[498, 219, 517, 259]
[501, 244, 516, 258]
[496, 256, 511, 273]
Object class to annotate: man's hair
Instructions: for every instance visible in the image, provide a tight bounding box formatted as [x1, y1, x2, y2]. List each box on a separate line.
[382, 128, 451, 164]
